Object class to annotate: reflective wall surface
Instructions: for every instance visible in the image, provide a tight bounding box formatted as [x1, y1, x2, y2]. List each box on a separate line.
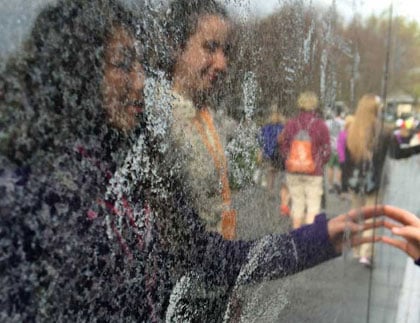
[1, 0, 419, 322]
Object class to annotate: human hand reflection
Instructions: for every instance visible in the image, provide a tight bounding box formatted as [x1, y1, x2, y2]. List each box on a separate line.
[327, 205, 385, 253]
[381, 205, 420, 261]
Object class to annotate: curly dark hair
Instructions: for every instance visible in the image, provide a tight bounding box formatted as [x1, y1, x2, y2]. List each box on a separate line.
[1, 0, 143, 164]
[0, 1, 153, 320]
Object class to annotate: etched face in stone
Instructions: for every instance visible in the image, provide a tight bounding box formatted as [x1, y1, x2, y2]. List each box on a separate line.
[173, 14, 231, 98]
[102, 25, 145, 131]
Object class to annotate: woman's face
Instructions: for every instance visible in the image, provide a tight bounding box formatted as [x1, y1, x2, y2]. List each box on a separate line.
[173, 14, 231, 98]
[102, 25, 145, 130]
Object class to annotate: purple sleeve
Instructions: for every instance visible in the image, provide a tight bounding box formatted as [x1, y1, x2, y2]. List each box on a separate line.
[290, 213, 339, 269]
[198, 214, 338, 286]
[415, 258, 420, 267]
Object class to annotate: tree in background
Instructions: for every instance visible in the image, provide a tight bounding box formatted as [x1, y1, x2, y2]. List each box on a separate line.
[211, 2, 420, 121]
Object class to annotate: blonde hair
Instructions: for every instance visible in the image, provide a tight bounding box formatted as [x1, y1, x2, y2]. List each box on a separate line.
[297, 91, 318, 111]
[347, 94, 382, 163]
[268, 111, 285, 124]
[344, 115, 354, 130]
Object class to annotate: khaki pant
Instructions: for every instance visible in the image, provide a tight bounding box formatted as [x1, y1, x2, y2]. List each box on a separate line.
[286, 174, 323, 225]
[351, 192, 381, 259]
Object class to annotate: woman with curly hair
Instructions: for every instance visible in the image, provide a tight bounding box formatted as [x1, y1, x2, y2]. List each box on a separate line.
[0, 0, 150, 320]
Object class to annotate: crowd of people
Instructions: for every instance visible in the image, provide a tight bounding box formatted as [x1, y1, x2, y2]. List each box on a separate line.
[258, 92, 420, 267]
[1, 0, 420, 321]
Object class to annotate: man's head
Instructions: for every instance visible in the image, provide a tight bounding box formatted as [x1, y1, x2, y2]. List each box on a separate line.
[297, 91, 318, 111]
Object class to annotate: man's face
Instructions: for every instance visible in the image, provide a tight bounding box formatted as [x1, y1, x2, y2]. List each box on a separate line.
[173, 14, 231, 97]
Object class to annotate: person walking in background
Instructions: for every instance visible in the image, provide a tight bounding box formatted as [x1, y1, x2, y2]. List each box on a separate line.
[326, 110, 345, 194]
[343, 94, 388, 267]
[258, 110, 285, 198]
[337, 115, 354, 198]
[277, 129, 291, 217]
[280, 91, 331, 229]
[388, 119, 420, 159]
[343, 94, 420, 267]
[409, 122, 420, 146]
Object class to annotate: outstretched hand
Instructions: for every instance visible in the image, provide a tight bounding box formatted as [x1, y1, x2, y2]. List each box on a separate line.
[327, 205, 385, 253]
[381, 205, 420, 261]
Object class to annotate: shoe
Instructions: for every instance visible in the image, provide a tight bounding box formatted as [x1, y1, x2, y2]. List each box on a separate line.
[279, 205, 290, 217]
[359, 257, 372, 267]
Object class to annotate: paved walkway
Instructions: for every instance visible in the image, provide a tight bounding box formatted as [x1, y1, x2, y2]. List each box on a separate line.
[230, 155, 420, 323]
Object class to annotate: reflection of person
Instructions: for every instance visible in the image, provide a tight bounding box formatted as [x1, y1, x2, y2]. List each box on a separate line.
[343, 94, 420, 267]
[161, 2, 371, 319]
[389, 120, 420, 158]
[381, 205, 420, 266]
[337, 115, 354, 195]
[326, 111, 344, 194]
[343, 94, 387, 267]
[164, 0, 235, 236]
[280, 91, 331, 228]
[0, 0, 148, 320]
[0, 0, 362, 321]
[259, 111, 285, 198]
[277, 127, 292, 217]
[409, 123, 420, 146]
[1, 1, 413, 322]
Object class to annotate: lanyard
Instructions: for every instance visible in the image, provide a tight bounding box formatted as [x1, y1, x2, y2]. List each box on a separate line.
[193, 107, 236, 239]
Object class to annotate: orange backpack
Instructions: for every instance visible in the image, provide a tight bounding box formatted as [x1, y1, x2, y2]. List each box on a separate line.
[285, 120, 316, 174]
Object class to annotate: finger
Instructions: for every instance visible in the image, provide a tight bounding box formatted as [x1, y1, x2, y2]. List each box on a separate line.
[342, 221, 364, 233]
[346, 220, 385, 232]
[392, 226, 420, 242]
[381, 236, 408, 252]
[346, 205, 385, 222]
[363, 220, 385, 231]
[351, 235, 381, 247]
[347, 205, 420, 227]
[382, 220, 403, 230]
[383, 205, 420, 226]
[345, 218, 385, 231]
